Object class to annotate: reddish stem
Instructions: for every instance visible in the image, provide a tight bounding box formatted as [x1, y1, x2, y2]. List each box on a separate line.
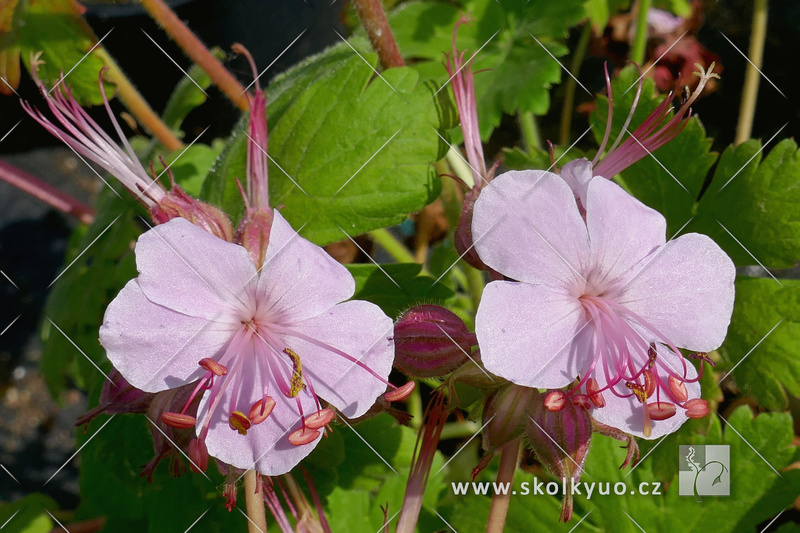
[0, 160, 95, 224]
[139, 0, 249, 111]
[352, 0, 405, 68]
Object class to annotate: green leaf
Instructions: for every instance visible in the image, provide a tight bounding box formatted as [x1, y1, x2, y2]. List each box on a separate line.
[161, 60, 215, 134]
[583, 0, 632, 32]
[347, 263, 455, 319]
[163, 143, 224, 197]
[203, 53, 447, 243]
[690, 139, 800, 268]
[717, 276, 800, 410]
[579, 407, 800, 533]
[40, 187, 141, 396]
[326, 488, 372, 532]
[389, 0, 586, 138]
[15, 0, 109, 105]
[75, 414, 235, 532]
[590, 68, 800, 268]
[0, 494, 56, 533]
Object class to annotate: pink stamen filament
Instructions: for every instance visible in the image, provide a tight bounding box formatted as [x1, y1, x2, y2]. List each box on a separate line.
[576, 296, 697, 410]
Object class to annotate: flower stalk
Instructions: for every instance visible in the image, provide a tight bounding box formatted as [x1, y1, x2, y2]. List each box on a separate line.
[0, 160, 95, 224]
[94, 47, 183, 151]
[352, 0, 405, 69]
[244, 470, 268, 533]
[734, 0, 768, 145]
[395, 392, 448, 533]
[139, 0, 249, 111]
[485, 439, 522, 533]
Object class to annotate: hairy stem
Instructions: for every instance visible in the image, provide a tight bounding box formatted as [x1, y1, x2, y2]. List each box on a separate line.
[486, 439, 522, 533]
[244, 470, 267, 533]
[95, 48, 183, 151]
[353, 0, 405, 69]
[465, 264, 485, 312]
[139, 0, 249, 111]
[559, 22, 592, 146]
[734, 0, 768, 145]
[630, 0, 651, 66]
[0, 160, 95, 224]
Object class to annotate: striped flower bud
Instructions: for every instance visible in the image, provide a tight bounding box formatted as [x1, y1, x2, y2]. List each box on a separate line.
[393, 305, 475, 378]
[527, 390, 593, 522]
[482, 385, 536, 453]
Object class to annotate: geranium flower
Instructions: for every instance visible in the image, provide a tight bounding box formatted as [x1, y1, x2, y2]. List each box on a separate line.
[472, 171, 734, 438]
[100, 212, 397, 473]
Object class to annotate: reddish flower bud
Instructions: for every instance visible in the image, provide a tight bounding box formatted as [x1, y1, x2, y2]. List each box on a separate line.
[151, 185, 234, 242]
[482, 385, 536, 453]
[76, 369, 156, 427]
[527, 390, 593, 522]
[235, 209, 274, 270]
[393, 305, 474, 378]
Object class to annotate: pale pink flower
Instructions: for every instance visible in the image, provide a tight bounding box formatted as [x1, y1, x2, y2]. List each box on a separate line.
[472, 171, 734, 438]
[100, 212, 396, 474]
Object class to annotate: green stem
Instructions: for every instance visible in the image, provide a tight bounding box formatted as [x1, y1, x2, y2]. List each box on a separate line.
[734, 0, 768, 145]
[465, 264, 485, 311]
[139, 0, 249, 111]
[96, 48, 183, 151]
[440, 421, 480, 441]
[485, 439, 522, 533]
[407, 384, 423, 428]
[630, 0, 651, 66]
[559, 23, 592, 146]
[517, 111, 541, 152]
[369, 228, 417, 264]
[445, 147, 475, 189]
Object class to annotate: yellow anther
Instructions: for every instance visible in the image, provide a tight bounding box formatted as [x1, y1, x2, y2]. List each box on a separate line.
[284, 348, 306, 397]
[626, 382, 648, 404]
[228, 411, 251, 435]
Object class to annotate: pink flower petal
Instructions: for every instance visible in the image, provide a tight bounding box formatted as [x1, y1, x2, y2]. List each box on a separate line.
[198, 358, 322, 475]
[136, 218, 257, 321]
[475, 281, 589, 388]
[278, 300, 394, 418]
[618, 233, 736, 351]
[100, 280, 238, 392]
[472, 170, 590, 286]
[584, 177, 666, 294]
[590, 348, 700, 439]
[257, 210, 355, 324]
[560, 158, 593, 205]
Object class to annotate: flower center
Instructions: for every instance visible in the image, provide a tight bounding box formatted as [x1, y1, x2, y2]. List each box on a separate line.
[551, 295, 710, 436]
[159, 317, 415, 470]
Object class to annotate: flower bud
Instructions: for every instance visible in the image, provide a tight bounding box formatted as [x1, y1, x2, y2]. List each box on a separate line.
[393, 305, 474, 378]
[151, 185, 234, 242]
[75, 369, 156, 427]
[482, 385, 536, 453]
[235, 209, 274, 270]
[141, 380, 203, 480]
[527, 390, 593, 522]
[454, 186, 490, 271]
